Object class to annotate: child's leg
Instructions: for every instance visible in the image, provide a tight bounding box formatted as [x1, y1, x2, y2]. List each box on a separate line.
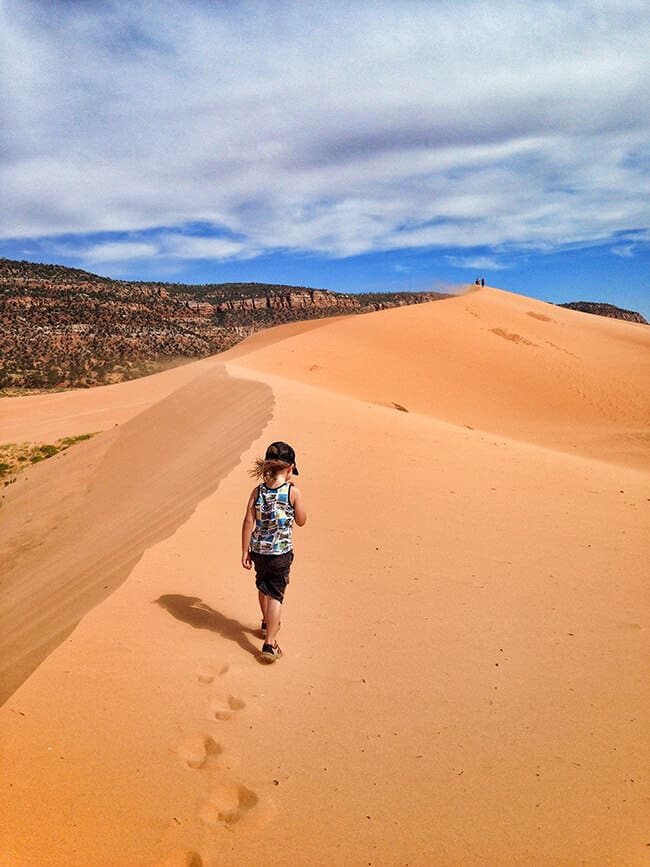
[258, 590, 268, 621]
[265, 598, 282, 646]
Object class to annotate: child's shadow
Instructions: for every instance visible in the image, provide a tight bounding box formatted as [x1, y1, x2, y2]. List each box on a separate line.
[155, 594, 259, 658]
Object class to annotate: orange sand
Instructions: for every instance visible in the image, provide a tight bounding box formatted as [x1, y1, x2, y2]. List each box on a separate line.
[1, 286, 648, 866]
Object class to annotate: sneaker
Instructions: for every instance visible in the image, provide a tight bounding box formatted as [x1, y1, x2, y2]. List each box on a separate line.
[260, 642, 282, 663]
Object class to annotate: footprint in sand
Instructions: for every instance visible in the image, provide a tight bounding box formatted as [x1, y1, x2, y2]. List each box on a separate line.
[177, 734, 221, 769]
[199, 781, 274, 830]
[208, 693, 246, 721]
[490, 327, 536, 346]
[197, 663, 229, 684]
[151, 849, 203, 867]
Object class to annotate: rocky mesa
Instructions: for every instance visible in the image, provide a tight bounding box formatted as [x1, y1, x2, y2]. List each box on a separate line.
[558, 300, 648, 324]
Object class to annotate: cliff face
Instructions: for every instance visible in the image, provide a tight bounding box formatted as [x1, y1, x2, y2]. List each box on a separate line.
[0, 258, 446, 391]
[213, 289, 357, 312]
[559, 301, 647, 325]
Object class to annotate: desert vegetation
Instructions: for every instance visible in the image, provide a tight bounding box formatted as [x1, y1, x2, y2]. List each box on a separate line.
[0, 433, 96, 486]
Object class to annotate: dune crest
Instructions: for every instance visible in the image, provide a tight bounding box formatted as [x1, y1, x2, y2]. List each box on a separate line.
[235, 285, 650, 468]
[0, 364, 273, 703]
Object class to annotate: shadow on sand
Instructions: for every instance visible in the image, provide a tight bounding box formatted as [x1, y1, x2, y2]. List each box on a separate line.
[155, 594, 260, 658]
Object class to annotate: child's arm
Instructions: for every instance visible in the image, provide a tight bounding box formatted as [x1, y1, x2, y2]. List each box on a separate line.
[291, 485, 307, 527]
[241, 487, 257, 569]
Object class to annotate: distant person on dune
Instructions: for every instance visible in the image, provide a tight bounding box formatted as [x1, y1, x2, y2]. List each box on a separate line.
[241, 441, 307, 663]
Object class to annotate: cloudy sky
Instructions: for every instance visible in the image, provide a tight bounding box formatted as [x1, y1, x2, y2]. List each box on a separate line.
[2, 0, 649, 314]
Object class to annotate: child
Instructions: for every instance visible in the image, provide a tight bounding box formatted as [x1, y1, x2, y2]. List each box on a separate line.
[241, 441, 307, 663]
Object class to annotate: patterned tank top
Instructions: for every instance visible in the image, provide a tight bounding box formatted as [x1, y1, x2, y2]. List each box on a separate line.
[250, 482, 295, 555]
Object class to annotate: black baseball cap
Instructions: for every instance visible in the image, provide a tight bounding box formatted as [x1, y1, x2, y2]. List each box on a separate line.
[265, 441, 299, 474]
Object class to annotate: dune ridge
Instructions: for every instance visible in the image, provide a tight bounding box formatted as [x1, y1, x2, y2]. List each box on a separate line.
[0, 286, 648, 866]
[0, 364, 273, 704]
[234, 286, 650, 468]
[0, 316, 336, 444]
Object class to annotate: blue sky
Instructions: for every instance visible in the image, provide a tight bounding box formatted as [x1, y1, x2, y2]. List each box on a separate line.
[1, 0, 649, 317]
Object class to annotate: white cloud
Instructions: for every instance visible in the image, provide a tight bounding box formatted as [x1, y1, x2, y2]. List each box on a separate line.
[446, 256, 511, 271]
[56, 234, 250, 266]
[1, 0, 649, 262]
[161, 235, 249, 260]
[611, 244, 635, 258]
[69, 241, 158, 263]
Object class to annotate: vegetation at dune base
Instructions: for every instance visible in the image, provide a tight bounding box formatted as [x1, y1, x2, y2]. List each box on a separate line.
[0, 433, 97, 486]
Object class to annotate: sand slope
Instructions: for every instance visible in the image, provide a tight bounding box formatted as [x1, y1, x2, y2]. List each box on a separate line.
[0, 364, 273, 703]
[0, 287, 648, 866]
[235, 286, 650, 468]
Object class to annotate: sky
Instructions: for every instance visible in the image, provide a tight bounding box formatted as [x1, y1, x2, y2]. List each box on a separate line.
[1, 0, 649, 317]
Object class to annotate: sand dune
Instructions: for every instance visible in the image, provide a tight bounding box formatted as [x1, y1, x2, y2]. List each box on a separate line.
[234, 286, 650, 468]
[0, 318, 332, 444]
[0, 286, 648, 866]
[0, 364, 273, 703]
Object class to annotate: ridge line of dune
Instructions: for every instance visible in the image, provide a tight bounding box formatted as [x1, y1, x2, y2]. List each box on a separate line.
[230, 286, 650, 470]
[0, 363, 275, 705]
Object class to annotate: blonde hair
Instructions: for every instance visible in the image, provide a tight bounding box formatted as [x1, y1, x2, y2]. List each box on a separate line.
[249, 458, 292, 484]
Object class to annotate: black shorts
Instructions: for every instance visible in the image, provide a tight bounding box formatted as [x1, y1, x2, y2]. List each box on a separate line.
[251, 550, 294, 603]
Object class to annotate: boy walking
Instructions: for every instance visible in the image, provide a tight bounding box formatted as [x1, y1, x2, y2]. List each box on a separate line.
[241, 442, 307, 662]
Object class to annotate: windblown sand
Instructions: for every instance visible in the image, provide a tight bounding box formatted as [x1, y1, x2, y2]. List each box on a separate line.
[1, 286, 648, 866]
